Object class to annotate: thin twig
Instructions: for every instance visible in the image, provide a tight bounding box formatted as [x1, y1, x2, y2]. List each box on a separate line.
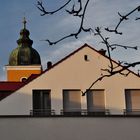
[82, 61, 140, 96]
[95, 27, 114, 71]
[37, 0, 72, 16]
[44, 0, 92, 45]
[105, 6, 140, 34]
[110, 44, 138, 50]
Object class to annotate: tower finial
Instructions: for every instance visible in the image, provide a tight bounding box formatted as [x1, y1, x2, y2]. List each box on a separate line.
[22, 17, 27, 29]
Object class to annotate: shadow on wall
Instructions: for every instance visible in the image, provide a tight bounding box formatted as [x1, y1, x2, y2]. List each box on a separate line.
[0, 90, 129, 116]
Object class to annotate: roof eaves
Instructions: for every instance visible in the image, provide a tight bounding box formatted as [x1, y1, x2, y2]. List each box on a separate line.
[2, 43, 139, 96]
[14, 43, 140, 87]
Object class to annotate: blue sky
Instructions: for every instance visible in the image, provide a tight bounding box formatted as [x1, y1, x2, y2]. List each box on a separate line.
[0, 0, 140, 80]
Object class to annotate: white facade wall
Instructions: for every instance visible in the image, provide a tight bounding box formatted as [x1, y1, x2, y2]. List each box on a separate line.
[0, 45, 140, 115]
[0, 117, 140, 140]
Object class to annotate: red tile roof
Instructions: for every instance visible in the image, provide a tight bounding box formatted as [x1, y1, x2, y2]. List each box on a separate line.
[0, 43, 139, 101]
[0, 82, 25, 101]
[0, 82, 25, 91]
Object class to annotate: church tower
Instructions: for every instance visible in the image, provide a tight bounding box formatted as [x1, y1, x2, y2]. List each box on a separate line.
[6, 18, 42, 82]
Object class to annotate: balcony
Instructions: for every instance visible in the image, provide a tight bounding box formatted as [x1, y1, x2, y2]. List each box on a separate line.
[30, 109, 110, 116]
[124, 109, 140, 115]
[61, 109, 110, 116]
[30, 109, 55, 116]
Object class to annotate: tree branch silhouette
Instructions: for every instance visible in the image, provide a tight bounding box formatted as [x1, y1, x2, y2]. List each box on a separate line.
[82, 27, 140, 96]
[105, 6, 140, 35]
[37, 0, 92, 45]
[37, 1, 140, 96]
[110, 44, 138, 50]
[82, 60, 140, 95]
[37, 0, 72, 16]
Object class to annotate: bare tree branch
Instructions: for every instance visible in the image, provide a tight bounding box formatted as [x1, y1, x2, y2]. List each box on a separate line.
[66, 0, 82, 17]
[37, 0, 72, 16]
[110, 44, 138, 50]
[95, 27, 114, 71]
[105, 6, 140, 34]
[42, 0, 92, 45]
[82, 74, 110, 96]
[37, 2, 140, 96]
[136, 17, 140, 20]
[82, 26, 140, 96]
[82, 61, 140, 96]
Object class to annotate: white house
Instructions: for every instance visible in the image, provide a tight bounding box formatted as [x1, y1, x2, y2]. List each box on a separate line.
[1, 18, 140, 140]
[0, 42, 140, 116]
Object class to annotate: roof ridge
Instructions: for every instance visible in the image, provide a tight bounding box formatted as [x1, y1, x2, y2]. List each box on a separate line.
[0, 43, 139, 99]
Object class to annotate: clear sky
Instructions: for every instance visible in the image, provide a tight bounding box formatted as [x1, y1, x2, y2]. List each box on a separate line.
[0, 0, 140, 80]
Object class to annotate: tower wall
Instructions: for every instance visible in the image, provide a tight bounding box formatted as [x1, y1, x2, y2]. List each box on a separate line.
[6, 18, 42, 82]
[6, 66, 42, 82]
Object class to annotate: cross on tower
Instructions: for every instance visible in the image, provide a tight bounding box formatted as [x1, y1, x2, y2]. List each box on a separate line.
[23, 17, 27, 29]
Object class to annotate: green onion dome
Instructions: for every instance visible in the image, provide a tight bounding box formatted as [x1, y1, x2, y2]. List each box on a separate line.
[9, 18, 41, 66]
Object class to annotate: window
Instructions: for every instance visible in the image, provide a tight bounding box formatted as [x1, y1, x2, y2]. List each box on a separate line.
[87, 89, 105, 115]
[32, 90, 51, 116]
[84, 55, 88, 61]
[125, 89, 140, 114]
[63, 90, 81, 115]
